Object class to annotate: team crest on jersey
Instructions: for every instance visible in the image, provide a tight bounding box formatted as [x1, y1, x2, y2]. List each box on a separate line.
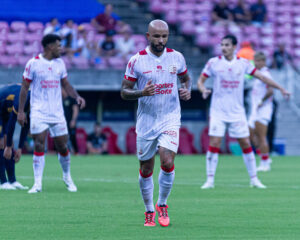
[169, 65, 177, 74]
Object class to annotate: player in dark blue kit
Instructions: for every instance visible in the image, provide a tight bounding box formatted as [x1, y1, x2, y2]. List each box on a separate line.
[0, 84, 30, 190]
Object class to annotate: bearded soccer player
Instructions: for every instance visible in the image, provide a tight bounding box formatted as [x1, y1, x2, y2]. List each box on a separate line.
[121, 20, 191, 227]
[198, 35, 290, 189]
[18, 34, 86, 193]
[248, 52, 274, 172]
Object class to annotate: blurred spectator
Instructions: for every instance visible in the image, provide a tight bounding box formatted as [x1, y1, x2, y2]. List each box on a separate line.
[233, 0, 250, 25]
[98, 31, 117, 57]
[62, 88, 79, 154]
[237, 41, 255, 60]
[212, 0, 234, 25]
[250, 0, 267, 26]
[43, 18, 61, 36]
[87, 122, 108, 154]
[116, 27, 135, 61]
[61, 19, 77, 53]
[74, 25, 93, 60]
[91, 4, 118, 34]
[271, 43, 300, 74]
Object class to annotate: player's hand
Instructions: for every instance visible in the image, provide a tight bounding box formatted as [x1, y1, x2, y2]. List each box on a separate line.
[14, 149, 22, 163]
[76, 96, 86, 109]
[4, 146, 12, 160]
[201, 88, 212, 99]
[280, 88, 291, 100]
[142, 80, 156, 96]
[179, 88, 191, 101]
[17, 112, 26, 127]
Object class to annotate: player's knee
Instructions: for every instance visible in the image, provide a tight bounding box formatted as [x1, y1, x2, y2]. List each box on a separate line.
[140, 166, 153, 177]
[34, 141, 45, 152]
[161, 159, 174, 171]
[209, 138, 221, 148]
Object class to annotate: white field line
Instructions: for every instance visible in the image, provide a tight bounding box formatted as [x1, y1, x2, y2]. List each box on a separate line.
[17, 176, 300, 189]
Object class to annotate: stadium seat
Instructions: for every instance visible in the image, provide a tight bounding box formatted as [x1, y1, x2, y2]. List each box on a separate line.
[72, 56, 89, 69]
[24, 33, 43, 43]
[178, 127, 198, 154]
[0, 21, 9, 30]
[107, 56, 125, 69]
[0, 55, 18, 67]
[0, 41, 6, 54]
[7, 32, 24, 44]
[126, 127, 137, 154]
[76, 128, 88, 154]
[5, 42, 24, 55]
[101, 127, 122, 154]
[28, 21, 44, 33]
[17, 55, 32, 66]
[23, 42, 40, 56]
[10, 21, 27, 32]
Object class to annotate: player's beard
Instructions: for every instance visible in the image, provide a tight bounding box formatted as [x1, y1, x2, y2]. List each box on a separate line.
[151, 42, 165, 53]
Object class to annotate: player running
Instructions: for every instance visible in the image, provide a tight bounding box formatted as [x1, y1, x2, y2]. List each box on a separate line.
[121, 20, 191, 227]
[248, 52, 274, 171]
[198, 35, 290, 189]
[18, 34, 86, 193]
[0, 84, 29, 190]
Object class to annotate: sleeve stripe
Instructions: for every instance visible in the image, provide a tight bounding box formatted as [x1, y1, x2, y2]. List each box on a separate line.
[124, 75, 137, 82]
[177, 68, 187, 76]
[202, 73, 210, 78]
[23, 76, 32, 82]
[250, 68, 257, 76]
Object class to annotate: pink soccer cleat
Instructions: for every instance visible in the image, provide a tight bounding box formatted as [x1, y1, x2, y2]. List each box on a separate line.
[144, 211, 156, 227]
[155, 204, 170, 227]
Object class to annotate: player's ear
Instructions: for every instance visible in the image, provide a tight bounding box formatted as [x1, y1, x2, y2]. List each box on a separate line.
[146, 32, 150, 40]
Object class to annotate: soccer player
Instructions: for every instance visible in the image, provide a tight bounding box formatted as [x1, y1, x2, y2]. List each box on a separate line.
[0, 84, 29, 190]
[18, 34, 86, 193]
[198, 35, 290, 189]
[248, 52, 274, 171]
[121, 20, 191, 227]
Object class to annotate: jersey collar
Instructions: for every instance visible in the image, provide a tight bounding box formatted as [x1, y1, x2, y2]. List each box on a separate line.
[146, 46, 166, 62]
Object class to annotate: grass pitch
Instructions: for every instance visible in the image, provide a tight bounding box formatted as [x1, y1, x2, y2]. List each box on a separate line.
[0, 154, 299, 240]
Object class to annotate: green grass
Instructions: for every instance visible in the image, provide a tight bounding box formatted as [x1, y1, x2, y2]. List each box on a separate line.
[0, 155, 299, 240]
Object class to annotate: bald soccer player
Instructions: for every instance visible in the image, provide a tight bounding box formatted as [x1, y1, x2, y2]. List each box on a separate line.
[121, 20, 191, 227]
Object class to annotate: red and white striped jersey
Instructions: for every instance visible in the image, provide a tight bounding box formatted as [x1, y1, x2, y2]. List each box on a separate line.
[124, 46, 187, 139]
[202, 55, 256, 122]
[23, 54, 67, 123]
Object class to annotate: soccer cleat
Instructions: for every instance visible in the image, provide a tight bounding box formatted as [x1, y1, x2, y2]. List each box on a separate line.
[144, 211, 156, 227]
[250, 178, 267, 189]
[28, 183, 42, 193]
[155, 204, 170, 227]
[63, 176, 77, 192]
[11, 181, 29, 190]
[257, 164, 271, 172]
[201, 181, 214, 189]
[0, 182, 16, 190]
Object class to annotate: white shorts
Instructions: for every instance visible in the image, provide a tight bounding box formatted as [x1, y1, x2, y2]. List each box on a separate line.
[248, 106, 272, 128]
[136, 128, 179, 161]
[209, 117, 249, 138]
[30, 119, 68, 137]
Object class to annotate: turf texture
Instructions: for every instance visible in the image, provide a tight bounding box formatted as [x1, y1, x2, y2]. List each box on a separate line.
[0, 155, 299, 240]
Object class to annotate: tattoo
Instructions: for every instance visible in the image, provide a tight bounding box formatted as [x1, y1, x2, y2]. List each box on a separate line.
[178, 73, 191, 91]
[120, 79, 143, 100]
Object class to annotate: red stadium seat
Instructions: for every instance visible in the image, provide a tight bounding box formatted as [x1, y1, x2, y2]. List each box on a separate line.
[10, 21, 27, 32]
[76, 128, 88, 154]
[101, 127, 122, 154]
[178, 127, 198, 154]
[28, 22, 44, 33]
[126, 127, 137, 154]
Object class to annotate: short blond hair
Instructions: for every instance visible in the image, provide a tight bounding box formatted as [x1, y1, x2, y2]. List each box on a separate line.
[254, 51, 266, 61]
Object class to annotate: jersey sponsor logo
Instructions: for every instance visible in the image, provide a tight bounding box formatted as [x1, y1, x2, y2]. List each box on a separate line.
[221, 79, 240, 89]
[169, 65, 177, 74]
[40, 80, 60, 89]
[157, 65, 162, 70]
[155, 83, 174, 95]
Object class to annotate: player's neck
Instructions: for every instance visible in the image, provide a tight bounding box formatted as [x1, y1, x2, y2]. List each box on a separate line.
[224, 54, 234, 61]
[42, 52, 54, 61]
[149, 46, 164, 57]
